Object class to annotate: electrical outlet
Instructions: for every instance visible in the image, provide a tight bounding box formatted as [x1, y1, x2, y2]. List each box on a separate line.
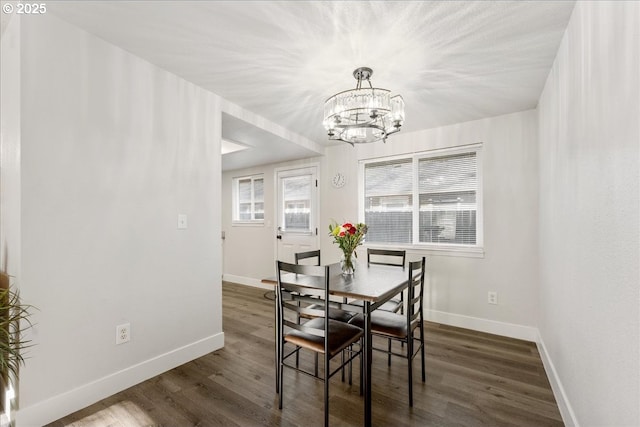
[488, 291, 498, 305]
[116, 323, 130, 345]
[177, 214, 188, 230]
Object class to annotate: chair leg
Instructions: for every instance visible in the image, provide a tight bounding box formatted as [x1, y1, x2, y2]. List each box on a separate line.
[400, 293, 405, 348]
[348, 345, 353, 384]
[360, 342, 364, 396]
[275, 309, 281, 394]
[314, 353, 319, 378]
[348, 345, 353, 385]
[278, 343, 284, 409]
[407, 335, 414, 407]
[348, 342, 361, 391]
[295, 302, 300, 368]
[275, 343, 280, 394]
[420, 322, 426, 382]
[388, 338, 392, 366]
[324, 354, 330, 427]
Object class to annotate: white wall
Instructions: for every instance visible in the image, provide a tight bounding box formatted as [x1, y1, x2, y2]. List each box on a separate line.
[324, 110, 540, 338]
[14, 14, 224, 426]
[0, 14, 21, 281]
[0, 12, 22, 424]
[223, 110, 540, 340]
[537, 2, 640, 426]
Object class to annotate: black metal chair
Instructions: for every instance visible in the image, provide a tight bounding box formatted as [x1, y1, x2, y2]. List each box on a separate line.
[349, 257, 426, 406]
[294, 250, 355, 376]
[348, 248, 407, 364]
[294, 249, 321, 265]
[294, 249, 355, 323]
[367, 248, 406, 313]
[350, 249, 406, 312]
[276, 261, 363, 427]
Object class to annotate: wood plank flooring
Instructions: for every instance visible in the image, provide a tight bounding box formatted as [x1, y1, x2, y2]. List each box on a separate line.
[47, 282, 563, 427]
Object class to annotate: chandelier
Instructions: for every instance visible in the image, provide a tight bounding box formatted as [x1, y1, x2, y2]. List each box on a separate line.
[323, 67, 405, 145]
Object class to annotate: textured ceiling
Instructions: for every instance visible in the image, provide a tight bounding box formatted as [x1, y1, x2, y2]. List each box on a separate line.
[48, 1, 575, 169]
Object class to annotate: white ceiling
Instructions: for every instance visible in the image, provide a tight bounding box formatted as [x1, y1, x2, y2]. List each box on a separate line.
[48, 1, 575, 171]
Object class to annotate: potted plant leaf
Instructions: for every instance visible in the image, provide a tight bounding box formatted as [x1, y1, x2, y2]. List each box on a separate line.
[0, 272, 33, 420]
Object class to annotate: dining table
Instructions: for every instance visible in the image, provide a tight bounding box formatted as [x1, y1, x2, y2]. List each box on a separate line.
[264, 259, 409, 427]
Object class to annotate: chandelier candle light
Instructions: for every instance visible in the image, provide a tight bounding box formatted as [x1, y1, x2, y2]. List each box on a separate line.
[329, 221, 368, 275]
[323, 67, 405, 145]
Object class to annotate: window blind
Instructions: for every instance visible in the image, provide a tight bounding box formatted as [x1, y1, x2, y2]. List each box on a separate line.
[418, 153, 477, 244]
[238, 178, 252, 220]
[254, 178, 264, 220]
[361, 147, 480, 248]
[234, 175, 264, 221]
[364, 158, 413, 243]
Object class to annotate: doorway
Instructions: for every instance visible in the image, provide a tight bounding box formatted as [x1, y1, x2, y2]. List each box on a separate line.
[275, 165, 319, 263]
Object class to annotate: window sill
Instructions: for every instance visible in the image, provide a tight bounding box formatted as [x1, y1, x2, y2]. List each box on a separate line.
[232, 221, 265, 227]
[362, 243, 484, 258]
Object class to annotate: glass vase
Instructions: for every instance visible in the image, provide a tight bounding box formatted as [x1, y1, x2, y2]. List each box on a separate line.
[341, 251, 355, 275]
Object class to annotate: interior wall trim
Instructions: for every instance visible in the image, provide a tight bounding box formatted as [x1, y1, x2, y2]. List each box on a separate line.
[425, 309, 538, 342]
[223, 274, 273, 290]
[537, 332, 579, 427]
[16, 333, 225, 427]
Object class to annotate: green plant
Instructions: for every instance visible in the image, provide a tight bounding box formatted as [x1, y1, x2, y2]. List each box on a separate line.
[0, 281, 33, 379]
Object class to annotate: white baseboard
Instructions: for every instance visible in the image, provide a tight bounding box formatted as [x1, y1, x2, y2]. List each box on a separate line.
[426, 309, 539, 342]
[536, 333, 578, 427]
[223, 273, 273, 290]
[16, 332, 225, 427]
[427, 310, 575, 426]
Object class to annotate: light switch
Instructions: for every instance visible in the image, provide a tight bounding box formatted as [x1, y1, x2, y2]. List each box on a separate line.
[177, 214, 188, 229]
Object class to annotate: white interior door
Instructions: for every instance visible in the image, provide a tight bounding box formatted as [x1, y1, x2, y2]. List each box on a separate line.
[276, 166, 319, 263]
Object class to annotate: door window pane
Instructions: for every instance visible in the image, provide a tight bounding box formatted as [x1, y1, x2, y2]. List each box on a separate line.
[283, 175, 311, 231]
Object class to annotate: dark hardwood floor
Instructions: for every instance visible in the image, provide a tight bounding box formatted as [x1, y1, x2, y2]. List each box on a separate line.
[47, 282, 563, 427]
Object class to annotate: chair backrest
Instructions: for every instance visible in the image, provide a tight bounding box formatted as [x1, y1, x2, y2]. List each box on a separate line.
[295, 249, 321, 266]
[407, 257, 426, 327]
[276, 260, 330, 339]
[367, 248, 406, 270]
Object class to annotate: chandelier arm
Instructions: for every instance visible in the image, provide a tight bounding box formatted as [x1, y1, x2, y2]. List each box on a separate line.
[386, 126, 401, 136]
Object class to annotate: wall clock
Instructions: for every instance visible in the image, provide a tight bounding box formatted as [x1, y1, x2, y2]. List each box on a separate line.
[331, 172, 346, 188]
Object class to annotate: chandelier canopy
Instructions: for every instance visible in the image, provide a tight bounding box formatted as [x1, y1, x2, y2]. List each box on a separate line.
[323, 67, 405, 145]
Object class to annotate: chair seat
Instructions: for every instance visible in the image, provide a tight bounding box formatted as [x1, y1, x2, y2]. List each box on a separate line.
[349, 311, 419, 339]
[303, 304, 356, 323]
[349, 298, 402, 313]
[285, 318, 363, 357]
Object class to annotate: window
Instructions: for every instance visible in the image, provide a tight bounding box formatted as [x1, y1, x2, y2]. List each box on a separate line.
[361, 144, 482, 252]
[364, 158, 413, 243]
[233, 175, 264, 223]
[281, 174, 312, 232]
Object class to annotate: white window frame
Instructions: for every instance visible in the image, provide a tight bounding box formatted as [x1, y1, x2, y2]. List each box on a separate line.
[359, 143, 484, 257]
[232, 174, 265, 225]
